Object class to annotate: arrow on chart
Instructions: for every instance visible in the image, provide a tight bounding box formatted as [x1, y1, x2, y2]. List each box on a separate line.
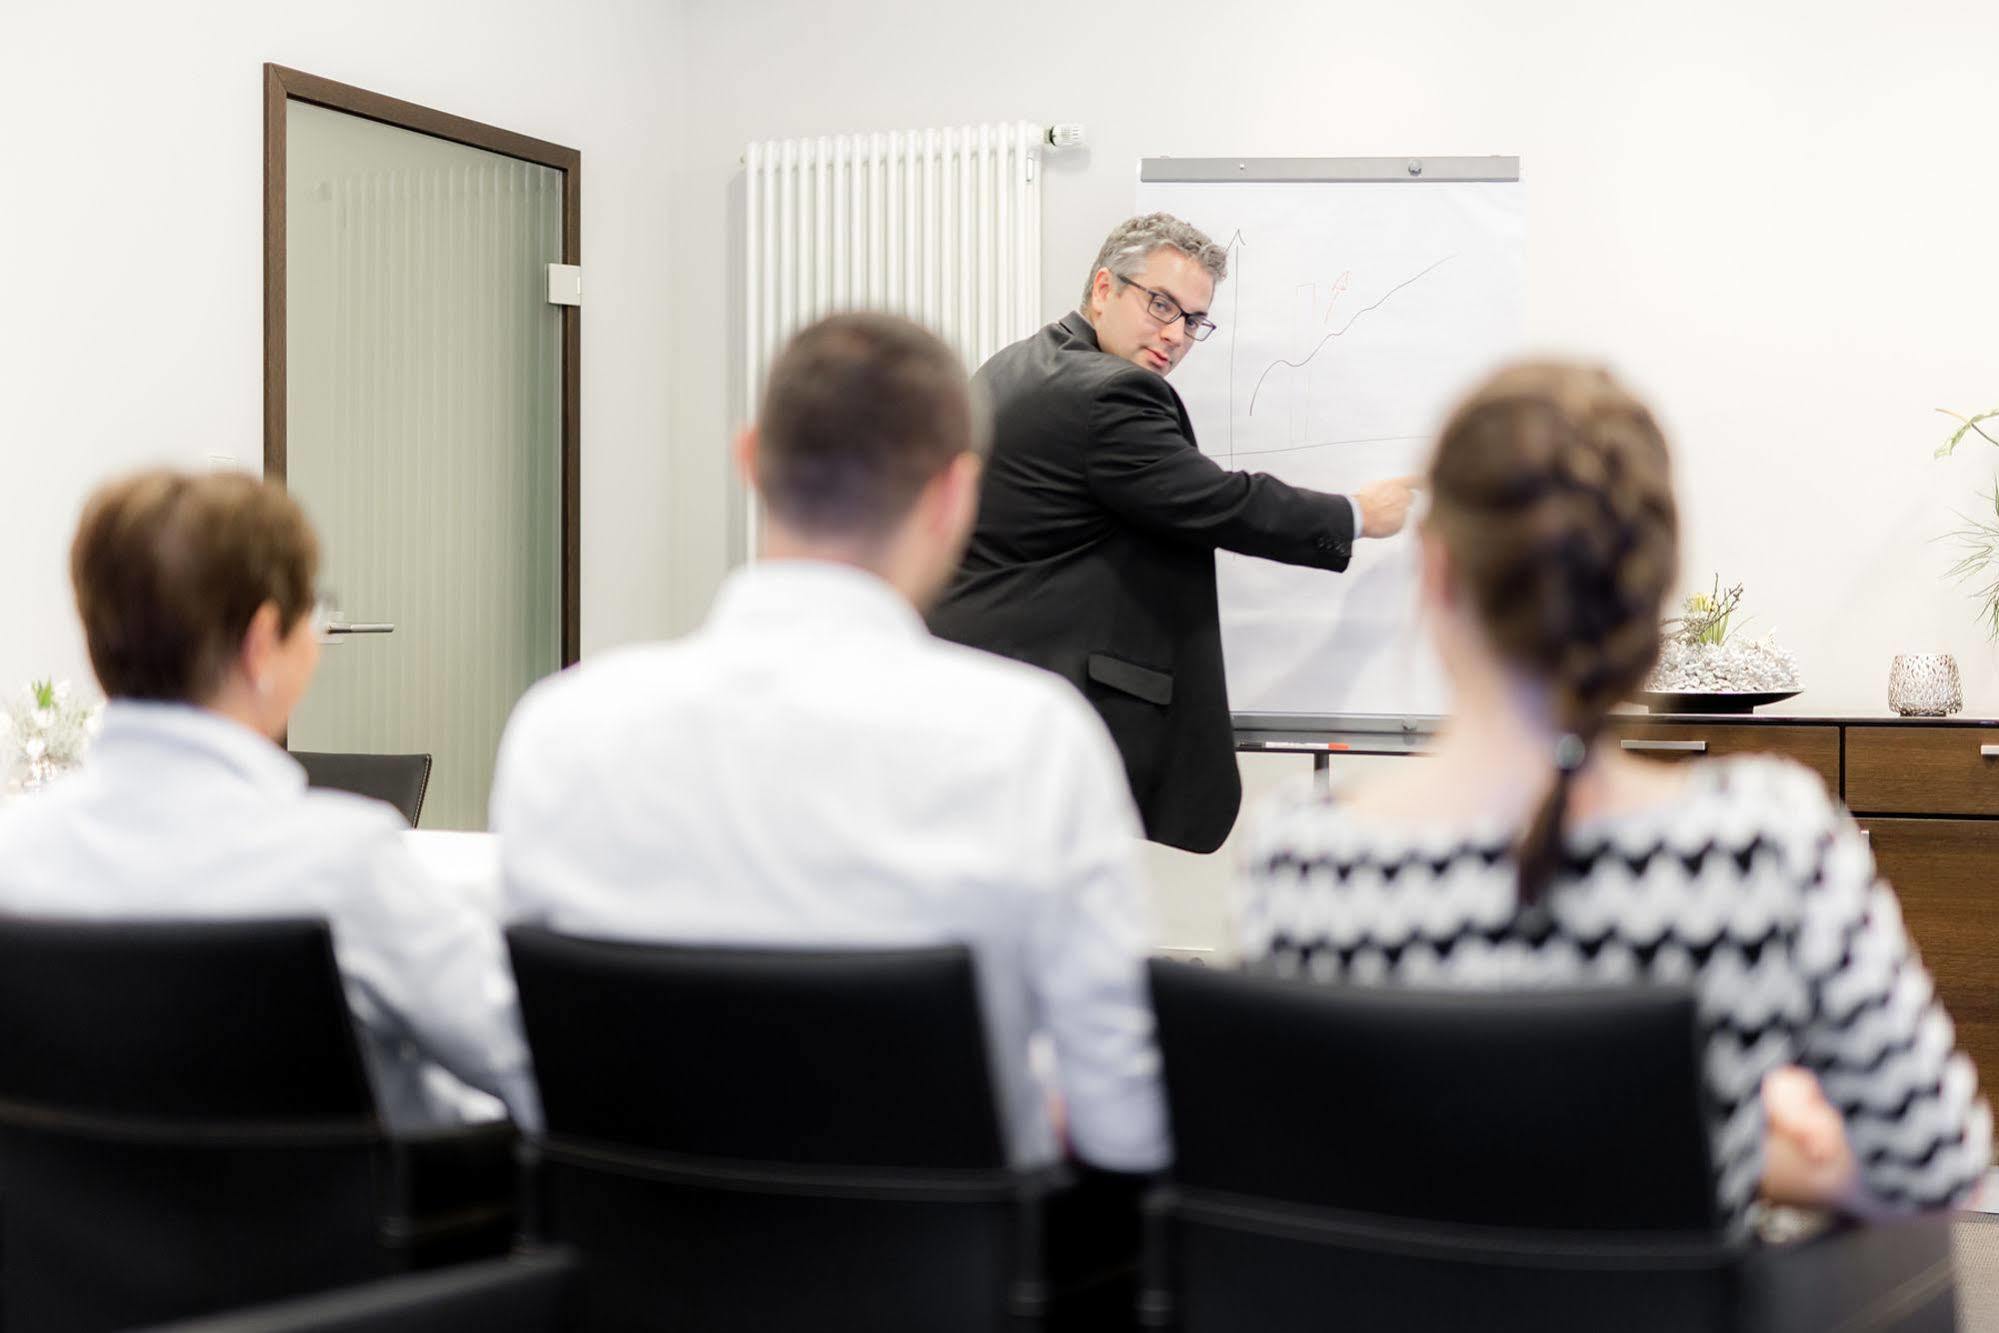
[1247, 254, 1456, 418]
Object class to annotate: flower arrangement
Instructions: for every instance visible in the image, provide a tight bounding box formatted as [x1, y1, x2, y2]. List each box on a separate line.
[0, 679, 103, 795]
[1646, 577, 1800, 695]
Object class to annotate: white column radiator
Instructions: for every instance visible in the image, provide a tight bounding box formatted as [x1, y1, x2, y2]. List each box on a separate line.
[741, 123, 1046, 552]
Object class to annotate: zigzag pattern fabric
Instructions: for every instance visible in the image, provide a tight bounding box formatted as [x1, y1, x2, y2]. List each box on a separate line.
[1237, 755, 1993, 1230]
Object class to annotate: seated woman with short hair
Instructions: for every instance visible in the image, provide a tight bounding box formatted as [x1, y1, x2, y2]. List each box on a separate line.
[0, 469, 539, 1132]
[1235, 364, 1989, 1226]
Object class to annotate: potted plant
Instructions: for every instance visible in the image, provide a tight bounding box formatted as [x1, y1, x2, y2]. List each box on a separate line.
[1640, 576, 1800, 712]
[1935, 405, 1999, 635]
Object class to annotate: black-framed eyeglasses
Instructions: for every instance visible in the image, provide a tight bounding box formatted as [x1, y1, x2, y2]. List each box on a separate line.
[1117, 275, 1219, 341]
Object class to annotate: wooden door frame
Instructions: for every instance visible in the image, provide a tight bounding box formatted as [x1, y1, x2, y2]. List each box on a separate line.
[263, 63, 581, 665]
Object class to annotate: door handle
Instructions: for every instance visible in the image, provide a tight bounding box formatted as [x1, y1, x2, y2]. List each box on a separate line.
[325, 622, 396, 636]
[1981, 745, 1999, 758]
[1620, 739, 1707, 754]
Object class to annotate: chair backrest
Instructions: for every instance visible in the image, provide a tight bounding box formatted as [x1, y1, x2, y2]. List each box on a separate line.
[141, 1250, 578, 1333]
[506, 926, 1006, 1168]
[0, 915, 377, 1122]
[505, 929, 1038, 1332]
[0, 916, 391, 1332]
[292, 752, 434, 828]
[1147, 961, 1719, 1232]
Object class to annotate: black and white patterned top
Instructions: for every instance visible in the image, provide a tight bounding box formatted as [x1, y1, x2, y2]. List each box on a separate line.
[1237, 755, 1992, 1229]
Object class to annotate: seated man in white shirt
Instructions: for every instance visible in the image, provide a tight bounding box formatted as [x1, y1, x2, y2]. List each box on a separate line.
[491, 312, 1168, 1178]
[0, 469, 540, 1133]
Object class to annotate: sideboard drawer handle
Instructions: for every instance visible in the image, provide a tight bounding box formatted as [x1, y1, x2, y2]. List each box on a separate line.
[1982, 745, 1999, 759]
[1621, 739, 1708, 754]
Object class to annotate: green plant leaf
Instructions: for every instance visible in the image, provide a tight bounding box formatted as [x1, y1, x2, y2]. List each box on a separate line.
[1935, 408, 1999, 459]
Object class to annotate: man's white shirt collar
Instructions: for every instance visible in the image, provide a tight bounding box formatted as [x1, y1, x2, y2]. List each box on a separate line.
[703, 559, 927, 642]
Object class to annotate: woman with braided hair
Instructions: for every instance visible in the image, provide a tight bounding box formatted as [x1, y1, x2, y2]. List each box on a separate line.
[1235, 362, 1989, 1226]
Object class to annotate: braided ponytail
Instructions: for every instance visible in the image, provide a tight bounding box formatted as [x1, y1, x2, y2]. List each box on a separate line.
[1516, 731, 1589, 914]
[1425, 364, 1680, 914]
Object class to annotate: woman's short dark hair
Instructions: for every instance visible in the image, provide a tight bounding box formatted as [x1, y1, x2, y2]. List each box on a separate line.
[71, 469, 320, 703]
[757, 312, 985, 538]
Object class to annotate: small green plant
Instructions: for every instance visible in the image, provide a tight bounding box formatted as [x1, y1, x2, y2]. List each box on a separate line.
[1935, 404, 1999, 638]
[1663, 577, 1745, 648]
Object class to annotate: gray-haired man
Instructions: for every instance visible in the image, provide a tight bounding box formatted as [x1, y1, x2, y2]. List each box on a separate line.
[930, 213, 1415, 854]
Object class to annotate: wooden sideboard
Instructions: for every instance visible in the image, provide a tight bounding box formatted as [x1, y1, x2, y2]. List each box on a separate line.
[1238, 714, 1999, 1089]
[1616, 715, 1999, 1089]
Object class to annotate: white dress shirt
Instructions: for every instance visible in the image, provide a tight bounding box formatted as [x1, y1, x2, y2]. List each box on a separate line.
[0, 702, 541, 1133]
[491, 560, 1169, 1172]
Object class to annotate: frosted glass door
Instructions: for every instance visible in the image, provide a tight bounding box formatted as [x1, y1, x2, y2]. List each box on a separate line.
[284, 100, 562, 830]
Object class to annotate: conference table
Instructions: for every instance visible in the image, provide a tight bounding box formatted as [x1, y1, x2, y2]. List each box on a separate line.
[404, 829, 503, 916]
[400, 829, 1209, 964]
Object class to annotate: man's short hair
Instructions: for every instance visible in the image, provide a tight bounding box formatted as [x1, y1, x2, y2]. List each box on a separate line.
[1079, 213, 1229, 308]
[757, 312, 985, 538]
[71, 468, 319, 703]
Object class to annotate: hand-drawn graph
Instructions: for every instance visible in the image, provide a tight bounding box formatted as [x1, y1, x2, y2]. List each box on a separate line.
[1246, 254, 1454, 417]
[1136, 169, 1525, 720]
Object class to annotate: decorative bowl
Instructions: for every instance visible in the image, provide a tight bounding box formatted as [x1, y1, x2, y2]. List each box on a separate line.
[1634, 689, 1802, 715]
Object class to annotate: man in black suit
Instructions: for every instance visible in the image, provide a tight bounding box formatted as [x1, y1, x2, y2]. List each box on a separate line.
[929, 213, 1416, 853]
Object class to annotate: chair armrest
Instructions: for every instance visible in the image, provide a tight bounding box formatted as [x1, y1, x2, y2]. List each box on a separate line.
[380, 1120, 520, 1254]
[1006, 1164, 1070, 1321]
[1742, 1215, 1958, 1333]
[1139, 1184, 1178, 1330]
[1040, 1164, 1151, 1329]
[140, 1248, 577, 1331]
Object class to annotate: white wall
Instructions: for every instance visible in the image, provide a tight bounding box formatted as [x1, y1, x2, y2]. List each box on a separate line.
[11, 0, 1999, 731]
[669, 0, 1999, 715]
[1, 0, 684, 696]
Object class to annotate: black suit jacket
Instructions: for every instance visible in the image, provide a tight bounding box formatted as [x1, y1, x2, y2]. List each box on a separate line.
[928, 313, 1355, 853]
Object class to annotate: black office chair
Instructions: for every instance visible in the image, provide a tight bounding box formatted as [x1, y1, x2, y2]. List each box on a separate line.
[506, 927, 1062, 1331]
[291, 752, 433, 827]
[0, 916, 517, 1333]
[138, 1249, 578, 1333]
[1141, 963, 1958, 1333]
